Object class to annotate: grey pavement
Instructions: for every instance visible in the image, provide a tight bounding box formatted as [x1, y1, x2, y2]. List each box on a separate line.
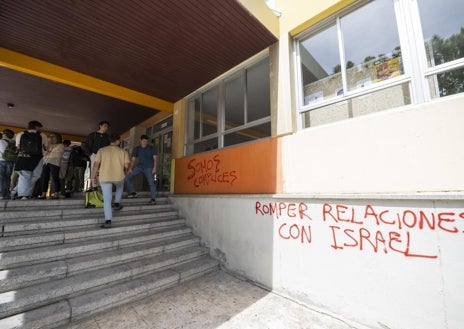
[65, 270, 360, 329]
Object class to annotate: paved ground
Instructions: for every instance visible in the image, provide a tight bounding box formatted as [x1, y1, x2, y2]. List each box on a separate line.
[66, 270, 361, 329]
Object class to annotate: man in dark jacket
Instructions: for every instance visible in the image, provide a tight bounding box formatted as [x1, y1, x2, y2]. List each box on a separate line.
[82, 121, 110, 188]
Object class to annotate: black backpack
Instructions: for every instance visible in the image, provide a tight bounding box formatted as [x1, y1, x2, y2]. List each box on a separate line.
[20, 131, 42, 156]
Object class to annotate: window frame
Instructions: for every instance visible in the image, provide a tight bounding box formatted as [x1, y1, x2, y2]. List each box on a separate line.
[294, 0, 464, 130]
[185, 52, 271, 156]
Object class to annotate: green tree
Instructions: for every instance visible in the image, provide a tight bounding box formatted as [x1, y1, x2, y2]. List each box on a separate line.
[430, 27, 464, 96]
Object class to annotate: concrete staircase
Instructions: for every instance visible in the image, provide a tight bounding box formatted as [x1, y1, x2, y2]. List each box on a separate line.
[0, 194, 219, 328]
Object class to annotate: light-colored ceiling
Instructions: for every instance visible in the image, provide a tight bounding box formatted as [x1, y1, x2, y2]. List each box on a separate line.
[0, 0, 277, 139]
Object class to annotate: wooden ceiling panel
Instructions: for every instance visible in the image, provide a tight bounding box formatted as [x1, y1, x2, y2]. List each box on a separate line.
[0, 0, 277, 137]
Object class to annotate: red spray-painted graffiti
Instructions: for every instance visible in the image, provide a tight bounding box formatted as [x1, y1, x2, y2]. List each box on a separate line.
[255, 201, 464, 259]
[187, 154, 238, 188]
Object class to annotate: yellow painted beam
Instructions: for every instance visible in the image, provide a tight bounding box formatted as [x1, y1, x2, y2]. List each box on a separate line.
[0, 124, 86, 143]
[289, 0, 357, 36]
[237, 0, 280, 38]
[0, 47, 173, 113]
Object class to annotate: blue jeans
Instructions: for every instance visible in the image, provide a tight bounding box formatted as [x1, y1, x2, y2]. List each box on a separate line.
[100, 180, 124, 220]
[16, 158, 43, 197]
[0, 160, 14, 198]
[124, 166, 156, 200]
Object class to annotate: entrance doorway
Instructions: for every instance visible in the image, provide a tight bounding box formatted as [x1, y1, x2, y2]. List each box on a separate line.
[150, 117, 173, 192]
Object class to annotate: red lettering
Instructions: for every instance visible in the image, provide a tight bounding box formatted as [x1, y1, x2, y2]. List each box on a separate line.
[336, 205, 351, 222]
[213, 154, 220, 172]
[255, 202, 264, 215]
[279, 203, 287, 218]
[437, 212, 458, 233]
[363, 205, 380, 225]
[404, 231, 437, 259]
[278, 223, 290, 240]
[379, 210, 395, 226]
[298, 203, 311, 220]
[230, 171, 237, 185]
[329, 225, 343, 250]
[343, 229, 358, 247]
[388, 231, 404, 254]
[401, 210, 417, 229]
[278, 223, 311, 244]
[287, 203, 296, 218]
[323, 204, 338, 223]
[359, 228, 376, 251]
[418, 211, 435, 230]
[187, 159, 196, 180]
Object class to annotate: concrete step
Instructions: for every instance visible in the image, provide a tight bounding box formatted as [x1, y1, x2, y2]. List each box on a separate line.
[0, 257, 219, 329]
[0, 234, 201, 293]
[0, 252, 218, 319]
[0, 193, 167, 207]
[0, 224, 192, 269]
[0, 210, 181, 238]
[0, 198, 172, 222]
[0, 193, 220, 328]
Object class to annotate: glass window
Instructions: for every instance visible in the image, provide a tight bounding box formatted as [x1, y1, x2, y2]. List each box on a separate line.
[296, 0, 463, 129]
[299, 24, 340, 105]
[340, 0, 403, 92]
[186, 56, 271, 155]
[418, 0, 464, 67]
[418, 0, 464, 98]
[427, 68, 464, 98]
[247, 59, 270, 122]
[225, 74, 245, 128]
[224, 122, 271, 147]
[202, 86, 218, 136]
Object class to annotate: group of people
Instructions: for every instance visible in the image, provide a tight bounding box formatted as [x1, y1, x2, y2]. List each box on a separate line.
[0, 120, 88, 201]
[0, 119, 159, 229]
[88, 122, 158, 228]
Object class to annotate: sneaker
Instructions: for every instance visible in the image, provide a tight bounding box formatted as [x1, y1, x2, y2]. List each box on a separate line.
[20, 196, 29, 200]
[148, 199, 156, 205]
[127, 192, 137, 198]
[100, 220, 112, 229]
[112, 203, 123, 211]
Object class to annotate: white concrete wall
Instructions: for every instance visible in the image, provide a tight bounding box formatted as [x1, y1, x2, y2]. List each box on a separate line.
[172, 195, 464, 329]
[282, 95, 464, 194]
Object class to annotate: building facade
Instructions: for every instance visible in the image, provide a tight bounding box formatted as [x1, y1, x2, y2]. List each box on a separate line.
[159, 1, 464, 328]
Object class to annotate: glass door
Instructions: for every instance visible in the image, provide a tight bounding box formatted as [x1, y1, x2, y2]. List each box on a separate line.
[152, 130, 172, 192]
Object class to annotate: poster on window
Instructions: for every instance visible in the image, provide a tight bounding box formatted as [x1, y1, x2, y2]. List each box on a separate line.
[375, 57, 401, 82]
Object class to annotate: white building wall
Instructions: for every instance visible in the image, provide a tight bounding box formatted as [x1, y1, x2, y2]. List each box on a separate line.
[282, 95, 464, 194]
[172, 195, 464, 329]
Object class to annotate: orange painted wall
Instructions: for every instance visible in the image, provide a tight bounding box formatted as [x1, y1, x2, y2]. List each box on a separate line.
[174, 138, 282, 194]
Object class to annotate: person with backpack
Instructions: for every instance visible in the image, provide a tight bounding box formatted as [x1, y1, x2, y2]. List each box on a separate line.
[82, 121, 110, 189]
[12, 120, 48, 200]
[0, 129, 16, 199]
